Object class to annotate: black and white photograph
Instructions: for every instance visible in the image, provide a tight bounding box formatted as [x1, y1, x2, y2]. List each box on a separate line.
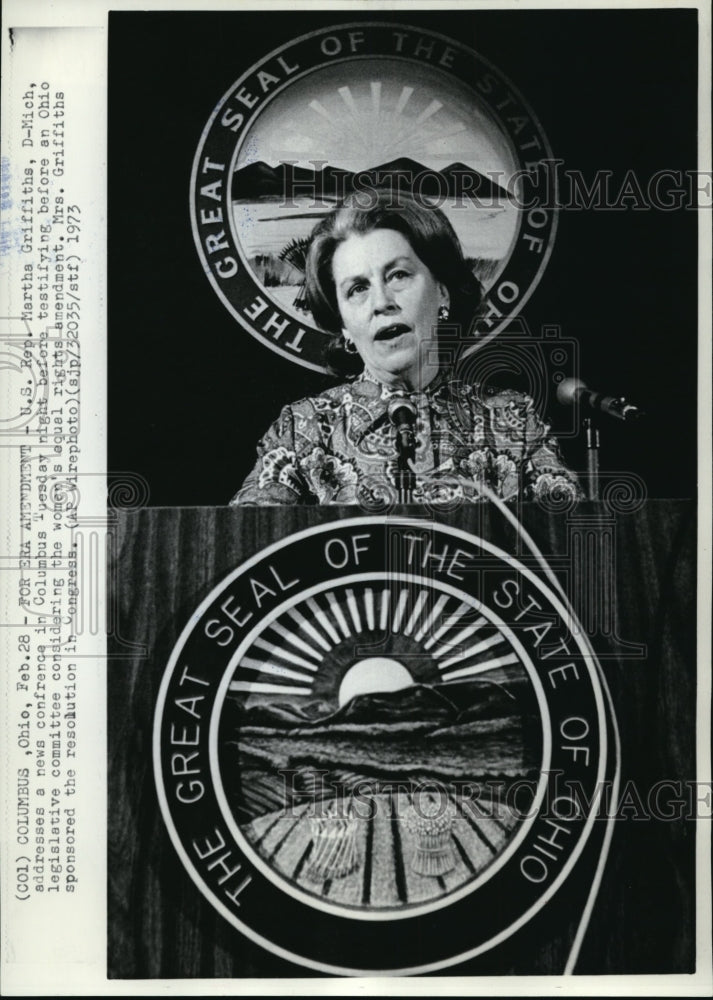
[1, 1, 710, 994]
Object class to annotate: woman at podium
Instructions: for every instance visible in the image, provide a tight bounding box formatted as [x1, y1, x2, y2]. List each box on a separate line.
[232, 192, 579, 507]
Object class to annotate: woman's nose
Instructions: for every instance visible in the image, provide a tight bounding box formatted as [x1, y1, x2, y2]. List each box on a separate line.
[371, 280, 397, 313]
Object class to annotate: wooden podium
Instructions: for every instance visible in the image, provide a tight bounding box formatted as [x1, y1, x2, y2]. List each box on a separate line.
[108, 501, 696, 978]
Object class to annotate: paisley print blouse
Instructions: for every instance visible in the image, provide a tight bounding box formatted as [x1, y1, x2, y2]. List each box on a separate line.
[231, 370, 580, 507]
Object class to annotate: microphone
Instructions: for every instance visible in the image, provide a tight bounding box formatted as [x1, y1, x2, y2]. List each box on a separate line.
[387, 397, 418, 452]
[557, 378, 643, 421]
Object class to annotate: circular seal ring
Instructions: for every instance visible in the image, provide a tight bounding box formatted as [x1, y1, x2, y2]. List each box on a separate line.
[154, 517, 609, 975]
[190, 22, 558, 373]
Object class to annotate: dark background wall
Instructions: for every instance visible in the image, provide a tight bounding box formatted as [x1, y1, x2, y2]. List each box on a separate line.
[108, 8, 698, 505]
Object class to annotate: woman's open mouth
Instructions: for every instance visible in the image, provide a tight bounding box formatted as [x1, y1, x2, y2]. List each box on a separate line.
[374, 323, 411, 342]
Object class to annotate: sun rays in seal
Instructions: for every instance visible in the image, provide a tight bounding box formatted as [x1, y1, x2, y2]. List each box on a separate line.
[228, 581, 522, 708]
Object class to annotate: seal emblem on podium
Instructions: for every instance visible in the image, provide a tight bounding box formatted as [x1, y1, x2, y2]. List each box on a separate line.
[154, 517, 618, 974]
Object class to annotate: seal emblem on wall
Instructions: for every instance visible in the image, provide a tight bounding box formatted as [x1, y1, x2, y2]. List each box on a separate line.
[190, 22, 558, 372]
[154, 517, 616, 974]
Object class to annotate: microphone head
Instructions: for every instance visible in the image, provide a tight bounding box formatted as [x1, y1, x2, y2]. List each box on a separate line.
[556, 377, 587, 406]
[387, 397, 418, 425]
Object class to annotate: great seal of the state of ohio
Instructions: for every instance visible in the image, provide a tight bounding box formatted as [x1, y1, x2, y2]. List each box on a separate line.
[154, 517, 615, 975]
[190, 22, 558, 373]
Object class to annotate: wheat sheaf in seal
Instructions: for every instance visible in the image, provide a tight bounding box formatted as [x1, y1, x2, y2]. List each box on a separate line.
[153, 518, 616, 975]
[190, 22, 558, 373]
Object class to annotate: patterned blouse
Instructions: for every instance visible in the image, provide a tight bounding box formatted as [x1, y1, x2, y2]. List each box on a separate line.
[231, 369, 581, 507]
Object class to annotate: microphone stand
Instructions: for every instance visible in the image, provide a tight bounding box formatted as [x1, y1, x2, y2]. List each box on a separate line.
[394, 430, 416, 503]
[584, 417, 600, 500]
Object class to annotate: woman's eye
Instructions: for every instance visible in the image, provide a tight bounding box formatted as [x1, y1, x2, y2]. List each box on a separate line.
[388, 269, 410, 282]
[348, 282, 368, 298]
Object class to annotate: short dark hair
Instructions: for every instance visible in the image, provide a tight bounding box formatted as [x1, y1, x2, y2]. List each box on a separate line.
[304, 190, 483, 376]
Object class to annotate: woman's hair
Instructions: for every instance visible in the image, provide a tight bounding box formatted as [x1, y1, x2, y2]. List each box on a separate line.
[304, 190, 483, 376]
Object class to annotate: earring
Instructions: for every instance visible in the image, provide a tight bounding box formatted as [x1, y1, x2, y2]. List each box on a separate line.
[343, 337, 358, 355]
[438, 304, 450, 321]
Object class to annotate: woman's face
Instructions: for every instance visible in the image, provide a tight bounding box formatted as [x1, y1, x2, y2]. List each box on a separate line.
[331, 228, 449, 389]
